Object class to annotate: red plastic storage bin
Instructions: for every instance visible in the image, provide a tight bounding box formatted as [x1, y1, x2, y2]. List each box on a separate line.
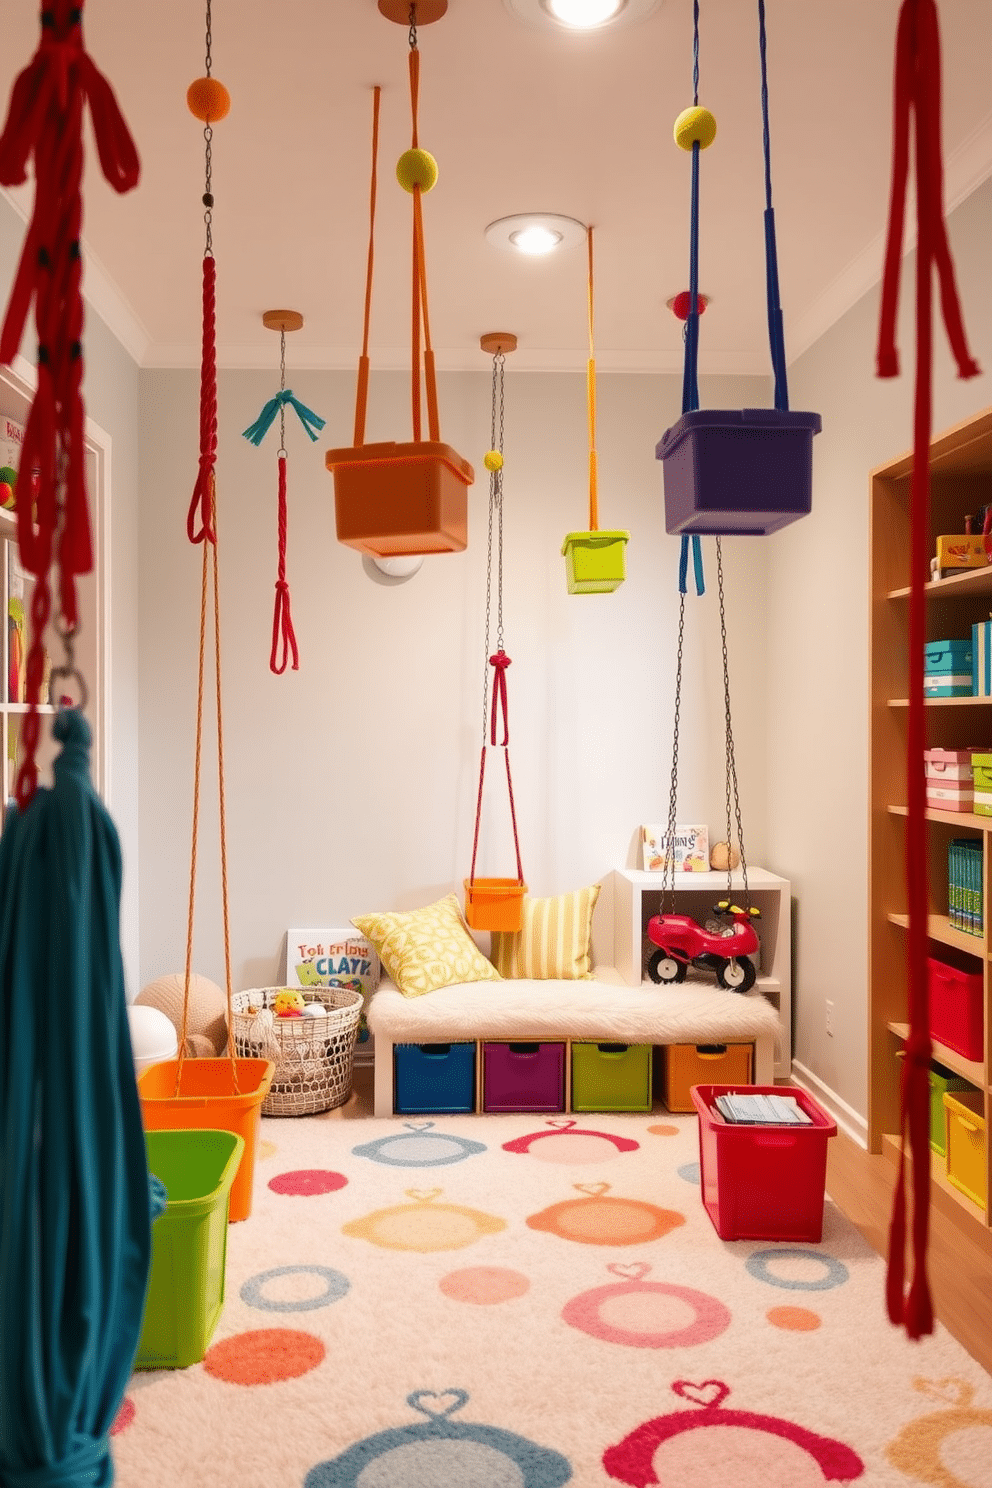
[690, 1084, 837, 1242]
[928, 952, 984, 1061]
[482, 1041, 565, 1113]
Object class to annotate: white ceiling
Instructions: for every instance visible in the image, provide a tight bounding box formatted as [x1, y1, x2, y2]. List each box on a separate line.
[1, 0, 990, 375]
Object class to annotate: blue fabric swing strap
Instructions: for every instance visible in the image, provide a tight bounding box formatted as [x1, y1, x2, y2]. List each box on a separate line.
[242, 389, 326, 446]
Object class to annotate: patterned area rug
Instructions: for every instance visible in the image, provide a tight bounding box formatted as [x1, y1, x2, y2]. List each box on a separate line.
[112, 1109, 992, 1487]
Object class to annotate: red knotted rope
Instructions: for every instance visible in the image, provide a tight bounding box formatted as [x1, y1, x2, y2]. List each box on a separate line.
[469, 650, 525, 888]
[875, 0, 981, 1341]
[187, 254, 218, 544]
[0, 0, 139, 807]
[270, 451, 299, 674]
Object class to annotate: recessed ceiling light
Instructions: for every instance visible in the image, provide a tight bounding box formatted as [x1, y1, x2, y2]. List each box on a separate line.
[504, 0, 660, 31]
[485, 213, 587, 255]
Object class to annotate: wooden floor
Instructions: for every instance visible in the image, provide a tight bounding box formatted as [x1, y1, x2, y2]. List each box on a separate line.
[826, 1130, 992, 1378]
[329, 1070, 991, 1378]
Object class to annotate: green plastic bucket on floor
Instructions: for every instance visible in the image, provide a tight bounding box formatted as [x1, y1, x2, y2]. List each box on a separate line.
[561, 530, 629, 594]
[571, 1042, 653, 1112]
[135, 1128, 245, 1370]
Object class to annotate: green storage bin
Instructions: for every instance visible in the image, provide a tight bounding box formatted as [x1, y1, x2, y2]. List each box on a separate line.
[571, 1042, 653, 1112]
[929, 1065, 972, 1158]
[136, 1128, 245, 1370]
[561, 530, 630, 594]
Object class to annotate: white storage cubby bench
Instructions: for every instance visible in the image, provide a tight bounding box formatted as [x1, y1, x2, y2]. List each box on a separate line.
[367, 868, 788, 1117]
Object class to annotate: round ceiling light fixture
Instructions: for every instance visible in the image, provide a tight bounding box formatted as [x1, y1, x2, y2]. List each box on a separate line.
[485, 213, 587, 256]
[504, 0, 660, 31]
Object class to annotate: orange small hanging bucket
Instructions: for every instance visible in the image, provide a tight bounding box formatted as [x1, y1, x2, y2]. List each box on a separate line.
[138, 1057, 275, 1223]
[463, 875, 527, 932]
[329, 50, 473, 556]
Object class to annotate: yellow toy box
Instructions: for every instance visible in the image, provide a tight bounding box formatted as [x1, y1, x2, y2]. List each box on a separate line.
[934, 534, 988, 579]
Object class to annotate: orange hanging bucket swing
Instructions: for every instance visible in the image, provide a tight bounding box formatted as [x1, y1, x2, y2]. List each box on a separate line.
[327, 9, 474, 556]
[465, 334, 526, 933]
[561, 225, 629, 594]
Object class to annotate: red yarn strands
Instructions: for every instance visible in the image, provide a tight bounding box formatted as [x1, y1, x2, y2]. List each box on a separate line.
[187, 254, 218, 544]
[469, 649, 525, 891]
[0, 0, 139, 808]
[270, 452, 298, 674]
[875, 0, 981, 1340]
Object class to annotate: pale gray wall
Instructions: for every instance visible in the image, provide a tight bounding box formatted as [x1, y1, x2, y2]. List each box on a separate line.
[767, 177, 992, 1126]
[0, 194, 142, 991]
[137, 364, 771, 993]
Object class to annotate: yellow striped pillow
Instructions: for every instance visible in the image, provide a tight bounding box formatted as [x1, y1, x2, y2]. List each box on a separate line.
[490, 884, 601, 980]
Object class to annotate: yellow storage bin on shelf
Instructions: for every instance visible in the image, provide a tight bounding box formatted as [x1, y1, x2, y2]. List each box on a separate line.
[943, 1088, 987, 1209]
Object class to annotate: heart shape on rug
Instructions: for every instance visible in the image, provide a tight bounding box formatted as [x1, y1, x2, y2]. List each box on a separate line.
[609, 1262, 651, 1280]
[673, 1379, 730, 1409]
[576, 1182, 610, 1196]
[406, 1188, 442, 1203]
[547, 1118, 576, 1130]
[408, 1389, 469, 1420]
[914, 1376, 973, 1407]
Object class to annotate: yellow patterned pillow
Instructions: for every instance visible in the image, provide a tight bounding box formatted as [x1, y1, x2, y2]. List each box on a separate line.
[490, 884, 601, 980]
[351, 894, 502, 999]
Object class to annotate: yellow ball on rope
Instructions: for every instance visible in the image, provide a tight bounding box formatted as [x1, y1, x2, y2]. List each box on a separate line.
[186, 76, 231, 123]
[483, 450, 503, 473]
[674, 105, 716, 151]
[396, 148, 439, 194]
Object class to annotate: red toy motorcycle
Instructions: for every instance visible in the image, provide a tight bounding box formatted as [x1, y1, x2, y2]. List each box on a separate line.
[645, 901, 761, 992]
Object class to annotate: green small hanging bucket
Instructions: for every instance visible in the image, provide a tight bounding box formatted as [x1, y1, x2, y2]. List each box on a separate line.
[562, 529, 630, 594]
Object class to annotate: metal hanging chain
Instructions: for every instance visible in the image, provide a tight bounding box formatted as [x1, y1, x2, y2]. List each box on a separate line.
[481, 350, 505, 739]
[663, 592, 687, 915]
[278, 328, 287, 453]
[408, 1, 417, 49]
[716, 536, 750, 907]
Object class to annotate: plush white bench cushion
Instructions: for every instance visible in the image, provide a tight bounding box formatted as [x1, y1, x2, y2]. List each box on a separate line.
[367, 969, 780, 1046]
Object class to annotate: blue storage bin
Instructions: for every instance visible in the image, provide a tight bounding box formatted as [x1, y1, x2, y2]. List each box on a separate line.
[925, 639, 973, 673]
[394, 1042, 476, 1114]
[656, 407, 822, 536]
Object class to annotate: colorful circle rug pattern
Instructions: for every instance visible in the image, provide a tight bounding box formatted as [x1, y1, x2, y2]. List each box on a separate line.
[352, 1122, 487, 1167]
[269, 1169, 348, 1197]
[204, 1328, 326, 1386]
[527, 1183, 685, 1246]
[562, 1263, 731, 1348]
[240, 1265, 350, 1313]
[342, 1188, 507, 1252]
[439, 1267, 531, 1305]
[745, 1248, 849, 1292]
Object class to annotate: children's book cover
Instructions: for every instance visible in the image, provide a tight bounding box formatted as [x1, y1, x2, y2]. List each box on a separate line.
[285, 929, 381, 1064]
[641, 824, 709, 872]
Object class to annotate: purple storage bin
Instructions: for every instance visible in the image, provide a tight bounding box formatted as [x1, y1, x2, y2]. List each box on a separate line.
[483, 1041, 565, 1113]
[656, 407, 822, 536]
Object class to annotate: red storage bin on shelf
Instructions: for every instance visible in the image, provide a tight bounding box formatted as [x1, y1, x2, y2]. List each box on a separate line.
[690, 1084, 837, 1242]
[482, 1042, 565, 1113]
[927, 950, 984, 1061]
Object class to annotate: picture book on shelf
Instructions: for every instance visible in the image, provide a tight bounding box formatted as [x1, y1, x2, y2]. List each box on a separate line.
[641, 823, 709, 872]
[285, 929, 381, 1064]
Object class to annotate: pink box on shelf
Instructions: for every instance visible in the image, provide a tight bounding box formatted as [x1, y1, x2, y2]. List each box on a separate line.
[927, 782, 974, 813]
[482, 1041, 565, 1113]
[924, 748, 976, 783]
[927, 952, 984, 1061]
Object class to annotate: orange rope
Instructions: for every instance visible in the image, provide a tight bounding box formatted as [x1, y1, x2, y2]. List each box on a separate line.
[587, 225, 599, 531]
[353, 85, 380, 448]
[407, 44, 439, 444]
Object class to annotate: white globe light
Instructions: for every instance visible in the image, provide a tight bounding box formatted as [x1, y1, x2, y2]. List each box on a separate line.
[547, 0, 624, 26]
[510, 225, 564, 255]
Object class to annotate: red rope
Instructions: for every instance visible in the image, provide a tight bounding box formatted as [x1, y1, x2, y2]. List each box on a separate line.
[269, 452, 299, 675]
[875, 0, 981, 1341]
[468, 650, 525, 887]
[187, 254, 218, 544]
[0, 0, 139, 806]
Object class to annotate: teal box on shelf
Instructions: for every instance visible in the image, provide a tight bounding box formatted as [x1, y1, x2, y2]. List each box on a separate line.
[925, 639, 973, 697]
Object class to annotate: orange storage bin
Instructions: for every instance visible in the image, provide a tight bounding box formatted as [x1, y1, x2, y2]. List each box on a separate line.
[464, 877, 526, 932]
[327, 440, 473, 556]
[137, 1057, 275, 1222]
[662, 1042, 753, 1113]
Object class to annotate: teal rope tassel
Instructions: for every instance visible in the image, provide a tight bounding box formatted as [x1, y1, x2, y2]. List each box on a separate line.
[242, 390, 326, 446]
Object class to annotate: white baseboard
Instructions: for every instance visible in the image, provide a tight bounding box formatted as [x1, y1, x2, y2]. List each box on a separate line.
[788, 1060, 868, 1149]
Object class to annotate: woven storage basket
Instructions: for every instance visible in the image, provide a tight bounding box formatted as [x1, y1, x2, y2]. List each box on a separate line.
[232, 986, 363, 1116]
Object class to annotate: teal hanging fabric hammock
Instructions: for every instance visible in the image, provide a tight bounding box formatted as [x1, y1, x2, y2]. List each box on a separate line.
[0, 710, 153, 1487]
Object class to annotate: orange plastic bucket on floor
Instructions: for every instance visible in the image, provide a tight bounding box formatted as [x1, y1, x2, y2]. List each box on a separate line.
[137, 1057, 275, 1222]
[327, 440, 474, 556]
[464, 877, 527, 932]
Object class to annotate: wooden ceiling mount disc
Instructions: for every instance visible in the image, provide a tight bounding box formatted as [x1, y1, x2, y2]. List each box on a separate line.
[480, 332, 518, 355]
[262, 309, 304, 332]
[378, 0, 448, 22]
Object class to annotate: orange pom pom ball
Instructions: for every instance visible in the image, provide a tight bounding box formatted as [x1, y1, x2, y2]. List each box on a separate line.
[187, 77, 231, 123]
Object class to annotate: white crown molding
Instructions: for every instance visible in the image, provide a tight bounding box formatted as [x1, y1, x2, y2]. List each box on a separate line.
[788, 110, 992, 364]
[0, 183, 150, 366]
